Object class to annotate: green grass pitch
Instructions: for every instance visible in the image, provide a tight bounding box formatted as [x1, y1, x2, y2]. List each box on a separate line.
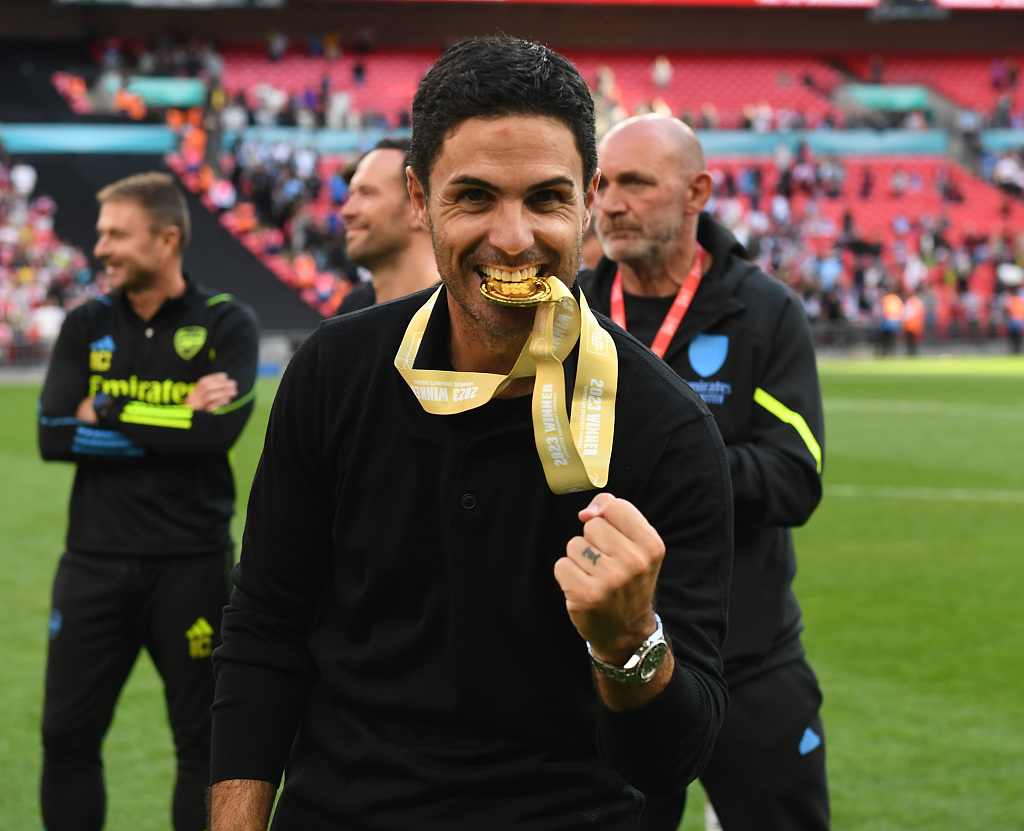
[1, 357, 1022, 830]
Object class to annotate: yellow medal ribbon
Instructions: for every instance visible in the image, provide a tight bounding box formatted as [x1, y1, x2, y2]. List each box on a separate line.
[394, 278, 618, 494]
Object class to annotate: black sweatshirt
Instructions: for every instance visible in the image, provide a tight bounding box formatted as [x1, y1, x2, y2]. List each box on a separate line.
[211, 287, 734, 830]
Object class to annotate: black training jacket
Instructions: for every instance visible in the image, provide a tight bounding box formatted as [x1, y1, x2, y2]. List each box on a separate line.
[38, 277, 259, 557]
[580, 213, 825, 683]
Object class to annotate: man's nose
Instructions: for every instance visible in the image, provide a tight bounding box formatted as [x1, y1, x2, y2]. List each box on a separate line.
[596, 185, 625, 216]
[488, 202, 535, 256]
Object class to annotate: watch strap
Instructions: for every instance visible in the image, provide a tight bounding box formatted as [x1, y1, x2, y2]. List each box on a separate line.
[587, 613, 667, 686]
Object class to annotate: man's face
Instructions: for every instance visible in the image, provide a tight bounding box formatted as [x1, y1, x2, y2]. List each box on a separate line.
[93, 199, 175, 293]
[594, 125, 690, 268]
[342, 148, 417, 271]
[408, 115, 598, 345]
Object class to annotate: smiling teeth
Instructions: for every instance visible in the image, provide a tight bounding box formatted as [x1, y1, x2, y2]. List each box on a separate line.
[481, 266, 539, 283]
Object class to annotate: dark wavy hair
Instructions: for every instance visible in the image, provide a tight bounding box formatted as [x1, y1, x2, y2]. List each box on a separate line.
[409, 36, 597, 195]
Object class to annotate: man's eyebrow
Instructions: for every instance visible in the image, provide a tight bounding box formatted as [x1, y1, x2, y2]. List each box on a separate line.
[607, 168, 647, 181]
[530, 175, 577, 191]
[449, 175, 577, 192]
[449, 176, 496, 190]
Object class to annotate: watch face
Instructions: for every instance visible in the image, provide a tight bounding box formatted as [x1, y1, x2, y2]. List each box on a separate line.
[639, 642, 668, 682]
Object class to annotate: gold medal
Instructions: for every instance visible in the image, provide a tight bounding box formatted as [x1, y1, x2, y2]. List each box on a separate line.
[480, 270, 552, 307]
[480, 278, 552, 307]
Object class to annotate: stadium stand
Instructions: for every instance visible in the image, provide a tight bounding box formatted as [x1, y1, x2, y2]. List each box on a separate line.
[212, 45, 846, 131]
[707, 154, 1024, 249]
[147, 41, 1023, 347]
[839, 53, 1024, 123]
[569, 51, 846, 129]
[5, 15, 1024, 357]
[704, 149, 1023, 340]
[219, 45, 435, 130]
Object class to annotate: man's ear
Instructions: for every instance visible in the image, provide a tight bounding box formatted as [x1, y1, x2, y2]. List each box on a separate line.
[687, 171, 714, 215]
[159, 225, 182, 257]
[583, 168, 601, 234]
[407, 167, 430, 230]
[408, 208, 430, 233]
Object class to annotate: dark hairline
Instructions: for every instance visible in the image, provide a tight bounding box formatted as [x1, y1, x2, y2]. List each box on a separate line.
[408, 37, 597, 198]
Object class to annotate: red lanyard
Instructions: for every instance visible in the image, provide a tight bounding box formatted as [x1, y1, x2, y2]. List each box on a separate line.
[610, 249, 704, 359]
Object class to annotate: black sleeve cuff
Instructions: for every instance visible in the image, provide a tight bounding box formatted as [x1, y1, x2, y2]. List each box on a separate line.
[210, 658, 312, 786]
[597, 660, 725, 798]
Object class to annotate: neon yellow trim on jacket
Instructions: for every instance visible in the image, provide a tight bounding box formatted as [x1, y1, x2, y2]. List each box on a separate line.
[120, 402, 194, 430]
[753, 387, 822, 474]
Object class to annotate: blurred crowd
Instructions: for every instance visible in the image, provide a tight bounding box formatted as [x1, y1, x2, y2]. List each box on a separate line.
[61, 35, 1024, 136]
[166, 129, 361, 317]
[57, 31, 387, 131]
[703, 144, 1024, 349]
[164, 122, 1024, 346]
[16, 38, 1024, 359]
[0, 151, 100, 365]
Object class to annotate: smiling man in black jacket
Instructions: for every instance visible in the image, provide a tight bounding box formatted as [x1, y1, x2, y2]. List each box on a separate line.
[579, 114, 828, 831]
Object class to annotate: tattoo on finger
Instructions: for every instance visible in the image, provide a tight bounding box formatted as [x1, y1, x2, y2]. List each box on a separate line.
[582, 546, 602, 565]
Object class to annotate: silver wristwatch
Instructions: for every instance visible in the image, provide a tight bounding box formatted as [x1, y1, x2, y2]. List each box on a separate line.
[587, 614, 668, 686]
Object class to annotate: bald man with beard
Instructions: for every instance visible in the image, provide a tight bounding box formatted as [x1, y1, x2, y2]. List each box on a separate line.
[338, 138, 440, 313]
[579, 115, 829, 831]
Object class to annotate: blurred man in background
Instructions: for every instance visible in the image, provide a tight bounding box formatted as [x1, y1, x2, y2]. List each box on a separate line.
[37, 171, 259, 831]
[337, 136, 439, 313]
[581, 114, 828, 831]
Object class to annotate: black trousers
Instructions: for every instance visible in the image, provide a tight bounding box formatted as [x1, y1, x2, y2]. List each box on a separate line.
[41, 549, 231, 831]
[640, 658, 830, 831]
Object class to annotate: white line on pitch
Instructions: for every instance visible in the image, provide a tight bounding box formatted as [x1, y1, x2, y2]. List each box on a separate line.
[825, 399, 1023, 419]
[828, 484, 1024, 503]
